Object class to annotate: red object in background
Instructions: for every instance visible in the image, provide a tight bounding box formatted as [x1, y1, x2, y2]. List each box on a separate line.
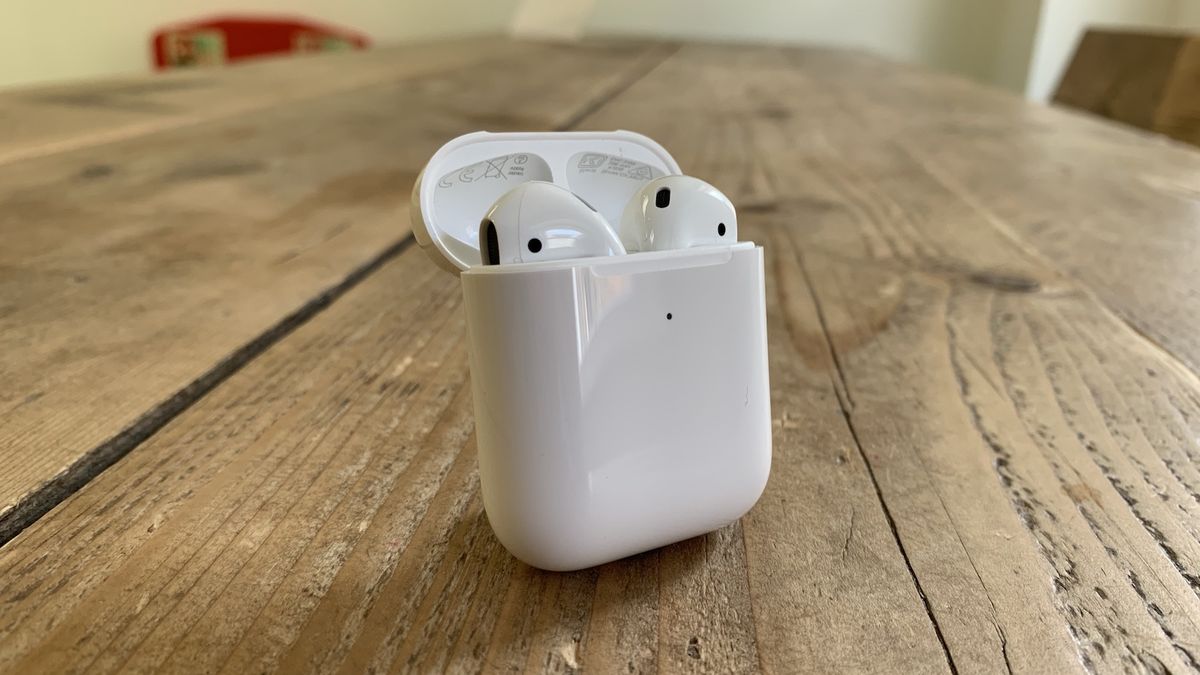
[152, 15, 369, 70]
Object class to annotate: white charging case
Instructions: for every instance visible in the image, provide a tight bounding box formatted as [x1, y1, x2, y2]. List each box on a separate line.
[411, 131, 772, 571]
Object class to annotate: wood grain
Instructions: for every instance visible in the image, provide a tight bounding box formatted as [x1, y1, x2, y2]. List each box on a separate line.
[0, 39, 503, 167]
[782, 46, 1200, 377]
[0, 39, 673, 542]
[4, 40, 1200, 675]
[579, 43, 1200, 671]
[0, 236, 951, 674]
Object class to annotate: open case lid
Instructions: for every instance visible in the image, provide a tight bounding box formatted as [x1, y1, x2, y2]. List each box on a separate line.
[410, 131, 682, 273]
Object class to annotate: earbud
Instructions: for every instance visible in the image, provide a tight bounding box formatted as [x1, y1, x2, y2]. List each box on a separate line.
[618, 176, 737, 251]
[480, 181, 625, 265]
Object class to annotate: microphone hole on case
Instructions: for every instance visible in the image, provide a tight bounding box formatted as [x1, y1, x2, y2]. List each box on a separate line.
[655, 188, 671, 208]
[528, 238, 543, 253]
[718, 223, 726, 236]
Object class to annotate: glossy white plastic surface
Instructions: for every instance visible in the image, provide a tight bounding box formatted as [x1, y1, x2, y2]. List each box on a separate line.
[480, 181, 624, 265]
[412, 131, 678, 272]
[462, 244, 771, 570]
[411, 131, 772, 571]
[620, 175, 738, 251]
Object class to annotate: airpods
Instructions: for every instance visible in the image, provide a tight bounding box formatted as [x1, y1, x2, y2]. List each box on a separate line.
[479, 176, 736, 266]
[480, 181, 625, 265]
[413, 131, 772, 571]
[618, 176, 737, 252]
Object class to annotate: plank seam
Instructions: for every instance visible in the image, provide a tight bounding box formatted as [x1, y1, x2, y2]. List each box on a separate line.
[739, 523, 769, 674]
[0, 38, 680, 547]
[557, 43, 681, 132]
[791, 240, 960, 675]
[0, 235, 416, 548]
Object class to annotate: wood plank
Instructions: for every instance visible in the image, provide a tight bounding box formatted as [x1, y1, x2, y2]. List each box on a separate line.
[775, 47, 1200, 378]
[774, 54, 1200, 673]
[0, 39, 674, 542]
[0, 238, 911, 674]
[0, 39, 500, 167]
[580, 45, 959, 673]
[758, 149, 1200, 673]
[583, 43, 1200, 671]
[0, 221, 957, 672]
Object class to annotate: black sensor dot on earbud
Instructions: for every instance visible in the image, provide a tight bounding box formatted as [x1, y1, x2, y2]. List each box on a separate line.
[718, 223, 726, 236]
[655, 188, 671, 208]
[528, 238, 543, 253]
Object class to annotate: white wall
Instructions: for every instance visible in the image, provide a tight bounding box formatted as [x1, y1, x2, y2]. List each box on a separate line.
[578, 0, 1200, 98]
[1178, 0, 1200, 27]
[9, 0, 1031, 92]
[511, 0, 597, 40]
[0, 0, 519, 90]
[5, 0, 1199, 97]
[990, 0, 1044, 92]
[583, 0, 1034, 88]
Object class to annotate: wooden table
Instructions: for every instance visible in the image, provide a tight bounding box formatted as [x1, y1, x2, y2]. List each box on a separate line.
[2, 38, 1200, 674]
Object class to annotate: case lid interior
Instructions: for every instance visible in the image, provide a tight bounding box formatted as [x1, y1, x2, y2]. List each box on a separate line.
[411, 131, 681, 272]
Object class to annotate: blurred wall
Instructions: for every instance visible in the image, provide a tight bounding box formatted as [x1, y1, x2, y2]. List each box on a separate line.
[0, 0, 519, 90]
[511, 0, 597, 40]
[1179, 0, 1200, 27]
[989, 0, 1045, 92]
[583, 0, 1041, 91]
[3, 0, 1197, 99]
[577, 0, 1196, 98]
